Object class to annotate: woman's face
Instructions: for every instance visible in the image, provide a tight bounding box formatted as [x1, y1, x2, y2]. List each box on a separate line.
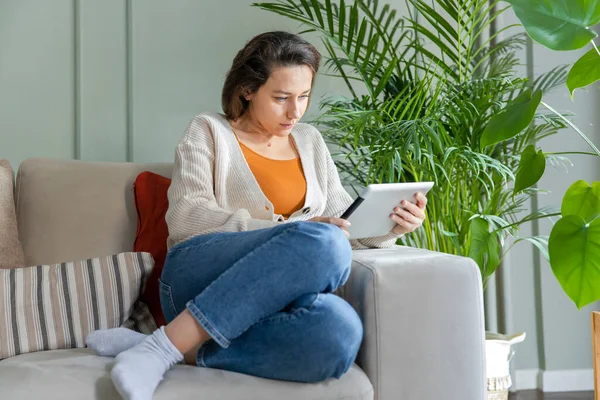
[245, 64, 313, 137]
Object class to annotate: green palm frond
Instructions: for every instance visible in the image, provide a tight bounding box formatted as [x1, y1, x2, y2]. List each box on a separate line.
[487, 51, 521, 78]
[533, 64, 570, 93]
[252, 0, 412, 98]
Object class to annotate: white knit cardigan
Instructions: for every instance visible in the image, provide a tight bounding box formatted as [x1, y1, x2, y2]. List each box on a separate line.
[166, 112, 401, 250]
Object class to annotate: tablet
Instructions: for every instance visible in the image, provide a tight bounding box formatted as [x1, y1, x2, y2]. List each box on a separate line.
[340, 182, 434, 240]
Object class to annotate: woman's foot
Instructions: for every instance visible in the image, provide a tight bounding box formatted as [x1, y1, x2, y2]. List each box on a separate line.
[111, 327, 183, 400]
[86, 327, 148, 357]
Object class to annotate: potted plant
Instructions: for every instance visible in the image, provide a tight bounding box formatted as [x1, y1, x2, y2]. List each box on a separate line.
[253, 0, 600, 397]
[252, 0, 600, 306]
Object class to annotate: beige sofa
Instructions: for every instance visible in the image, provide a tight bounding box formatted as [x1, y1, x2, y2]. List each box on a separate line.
[0, 158, 486, 400]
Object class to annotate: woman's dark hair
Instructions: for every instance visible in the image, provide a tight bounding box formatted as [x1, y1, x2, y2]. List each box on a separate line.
[222, 31, 321, 120]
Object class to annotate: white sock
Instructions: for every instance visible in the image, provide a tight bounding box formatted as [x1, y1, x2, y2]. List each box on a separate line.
[86, 328, 148, 357]
[111, 326, 183, 400]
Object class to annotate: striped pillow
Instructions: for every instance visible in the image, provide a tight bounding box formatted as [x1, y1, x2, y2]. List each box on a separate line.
[0, 252, 154, 359]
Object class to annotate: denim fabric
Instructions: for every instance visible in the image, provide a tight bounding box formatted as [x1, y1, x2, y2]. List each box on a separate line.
[159, 221, 363, 383]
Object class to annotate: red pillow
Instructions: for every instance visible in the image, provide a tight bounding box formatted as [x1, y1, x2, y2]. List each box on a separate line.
[133, 171, 171, 327]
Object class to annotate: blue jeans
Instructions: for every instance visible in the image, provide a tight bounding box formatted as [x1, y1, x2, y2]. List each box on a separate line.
[158, 221, 363, 383]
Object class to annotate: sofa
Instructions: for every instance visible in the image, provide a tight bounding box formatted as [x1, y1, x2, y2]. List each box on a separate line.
[0, 158, 486, 400]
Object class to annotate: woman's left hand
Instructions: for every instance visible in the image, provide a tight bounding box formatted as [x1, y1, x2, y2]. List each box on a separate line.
[390, 192, 428, 235]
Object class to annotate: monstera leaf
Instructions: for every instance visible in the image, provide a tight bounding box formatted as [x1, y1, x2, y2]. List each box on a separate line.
[567, 48, 600, 97]
[561, 180, 600, 224]
[506, 0, 600, 51]
[549, 181, 600, 308]
[549, 216, 600, 309]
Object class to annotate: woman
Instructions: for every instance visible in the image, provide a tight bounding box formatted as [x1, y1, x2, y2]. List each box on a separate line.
[87, 31, 427, 400]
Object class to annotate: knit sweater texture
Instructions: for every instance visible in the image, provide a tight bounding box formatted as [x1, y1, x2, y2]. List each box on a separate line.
[166, 112, 400, 250]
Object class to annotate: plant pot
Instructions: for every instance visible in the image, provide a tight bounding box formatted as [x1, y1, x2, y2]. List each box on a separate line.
[485, 331, 526, 400]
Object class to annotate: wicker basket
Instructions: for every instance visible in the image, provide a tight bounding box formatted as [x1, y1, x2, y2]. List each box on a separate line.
[487, 390, 508, 400]
[487, 375, 511, 400]
[485, 332, 525, 400]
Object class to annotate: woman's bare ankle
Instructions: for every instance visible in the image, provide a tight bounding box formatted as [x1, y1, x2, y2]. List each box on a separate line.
[164, 309, 211, 355]
[184, 347, 200, 365]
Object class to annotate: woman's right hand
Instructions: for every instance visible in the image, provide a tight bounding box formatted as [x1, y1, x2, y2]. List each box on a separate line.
[308, 216, 351, 238]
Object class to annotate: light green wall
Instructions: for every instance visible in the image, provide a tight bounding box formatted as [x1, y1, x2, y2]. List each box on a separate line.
[0, 0, 76, 168]
[78, 0, 129, 161]
[0, 0, 355, 168]
[1, 0, 599, 387]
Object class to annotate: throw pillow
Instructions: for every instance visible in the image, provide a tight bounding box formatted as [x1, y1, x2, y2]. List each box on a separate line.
[122, 299, 158, 334]
[0, 252, 154, 359]
[0, 160, 25, 268]
[133, 171, 171, 327]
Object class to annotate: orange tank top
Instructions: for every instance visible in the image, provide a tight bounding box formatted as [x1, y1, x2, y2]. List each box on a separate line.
[237, 139, 307, 218]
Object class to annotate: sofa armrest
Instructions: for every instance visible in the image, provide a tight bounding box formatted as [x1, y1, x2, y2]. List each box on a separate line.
[343, 246, 486, 400]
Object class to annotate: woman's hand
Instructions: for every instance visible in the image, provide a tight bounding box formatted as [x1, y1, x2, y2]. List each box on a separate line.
[390, 192, 428, 235]
[308, 216, 351, 238]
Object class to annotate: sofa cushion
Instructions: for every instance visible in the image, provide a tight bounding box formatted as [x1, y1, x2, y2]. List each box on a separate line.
[0, 160, 25, 268]
[15, 158, 174, 266]
[133, 171, 172, 327]
[0, 348, 373, 400]
[0, 252, 153, 360]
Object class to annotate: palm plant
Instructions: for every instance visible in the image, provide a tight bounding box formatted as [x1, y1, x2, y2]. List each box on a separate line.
[253, 0, 600, 304]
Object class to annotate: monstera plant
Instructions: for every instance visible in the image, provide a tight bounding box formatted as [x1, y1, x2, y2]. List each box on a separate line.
[253, 0, 600, 308]
[506, 0, 600, 309]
